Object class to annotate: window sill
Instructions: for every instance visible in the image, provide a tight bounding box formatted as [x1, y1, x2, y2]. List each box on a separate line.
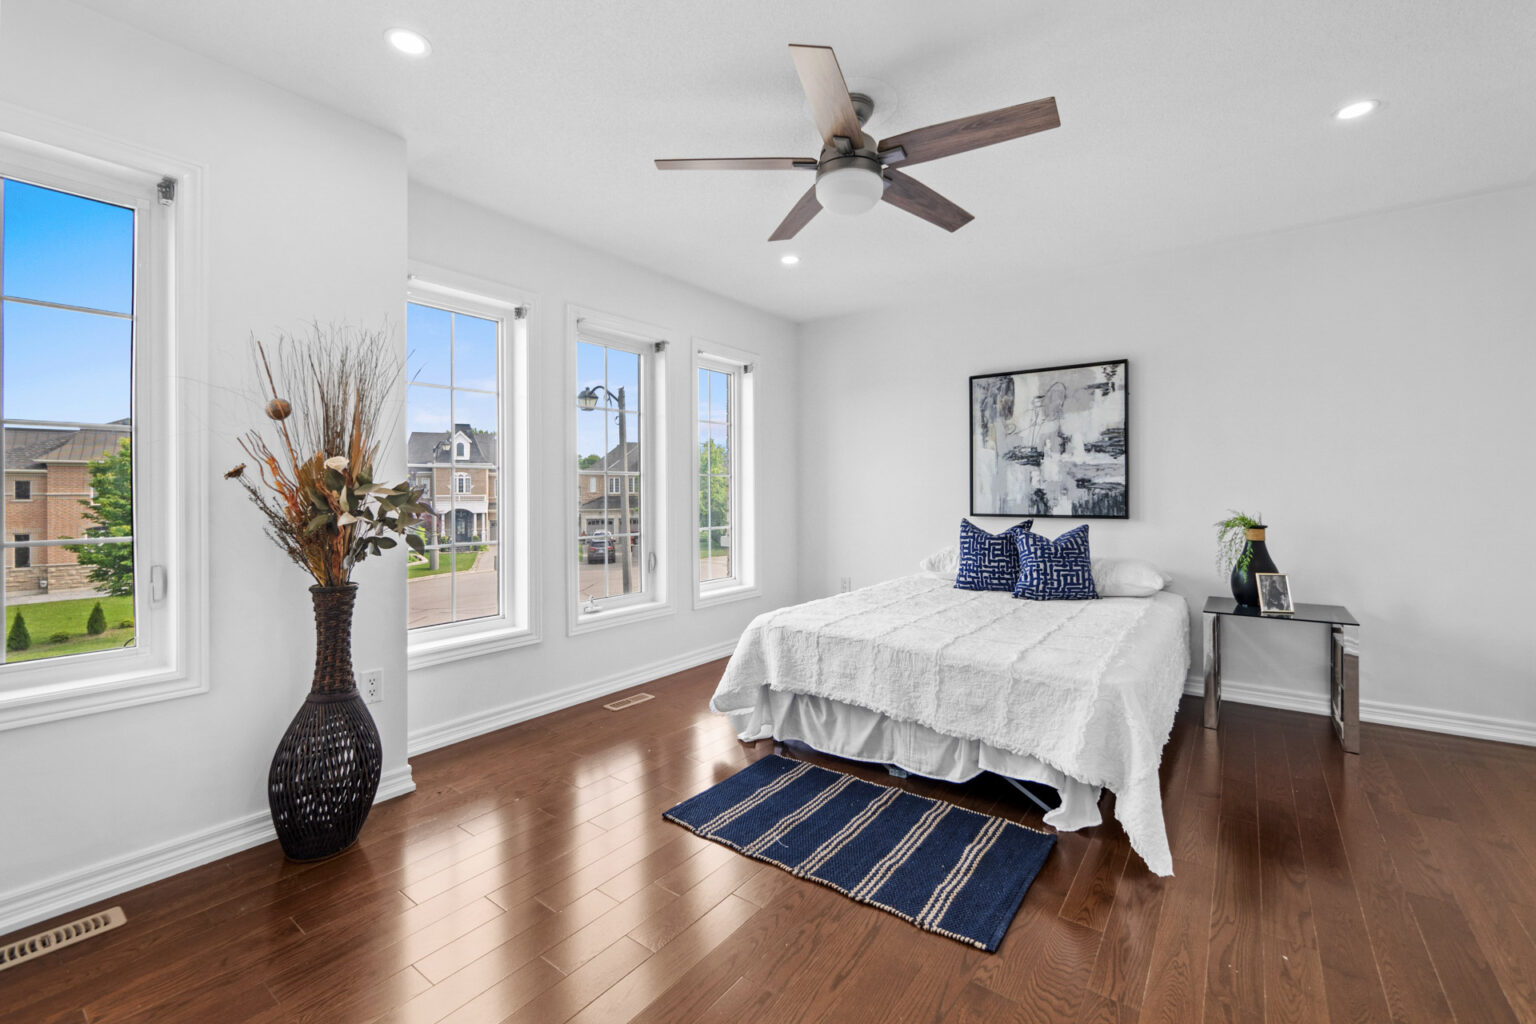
[693, 583, 761, 610]
[0, 661, 206, 732]
[569, 599, 674, 637]
[408, 623, 540, 670]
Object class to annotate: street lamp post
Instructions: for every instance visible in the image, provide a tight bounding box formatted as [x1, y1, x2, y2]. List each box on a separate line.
[577, 385, 633, 594]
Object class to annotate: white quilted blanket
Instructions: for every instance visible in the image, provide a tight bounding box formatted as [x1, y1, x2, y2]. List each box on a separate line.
[711, 575, 1191, 875]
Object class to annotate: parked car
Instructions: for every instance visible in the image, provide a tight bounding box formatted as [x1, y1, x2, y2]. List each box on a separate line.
[585, 531, 617, 564]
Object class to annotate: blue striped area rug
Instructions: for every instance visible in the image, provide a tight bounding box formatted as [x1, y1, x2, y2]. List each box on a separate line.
[663, 755, 1055, 951]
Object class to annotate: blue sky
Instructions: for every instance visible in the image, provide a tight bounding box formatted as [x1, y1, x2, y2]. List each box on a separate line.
[2, 179, 133, 424]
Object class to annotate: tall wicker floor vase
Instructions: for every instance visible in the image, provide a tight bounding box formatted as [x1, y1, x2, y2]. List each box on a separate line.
[268, 583, 382, 861]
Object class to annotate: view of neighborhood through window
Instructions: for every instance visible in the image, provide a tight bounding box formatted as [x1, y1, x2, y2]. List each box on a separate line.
[698, 366, 733, 584]
[405, 301, 501, 630]
[576, 340, 643, 605]
[2, 177, 138, 667]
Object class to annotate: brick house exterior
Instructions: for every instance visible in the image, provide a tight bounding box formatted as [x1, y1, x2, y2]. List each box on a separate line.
[3, 423, 131, 595]
[407, 424, 498, 546]
[577, 441, 640, 539]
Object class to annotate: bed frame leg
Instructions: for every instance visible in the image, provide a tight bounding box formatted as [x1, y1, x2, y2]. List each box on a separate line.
[1005, 777, 1055, 815]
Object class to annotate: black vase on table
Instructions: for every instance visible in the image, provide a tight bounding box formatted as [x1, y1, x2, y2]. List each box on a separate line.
[1229, 526, 1278, 608]
[268, 583, 382, 861]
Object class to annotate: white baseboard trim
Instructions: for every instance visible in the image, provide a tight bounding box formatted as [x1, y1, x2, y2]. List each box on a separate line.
[408, 639, 740, 757]
[0, 762, 417, 939]
[1183, 675, 1536, 747]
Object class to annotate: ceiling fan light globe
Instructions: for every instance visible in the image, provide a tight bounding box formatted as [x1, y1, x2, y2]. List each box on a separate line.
[815, 165, 883, 216]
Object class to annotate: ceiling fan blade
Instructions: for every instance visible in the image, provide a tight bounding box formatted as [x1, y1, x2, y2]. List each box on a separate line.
[769, 186, 822, 241]
[881, 169, 974, 232]
[655, 158, 818, 171]
[879, 97, 1059, 167]
[789, 45, 864, 148]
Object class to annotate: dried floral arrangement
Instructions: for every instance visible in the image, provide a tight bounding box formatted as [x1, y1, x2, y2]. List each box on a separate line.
[226, 324, 428, 587]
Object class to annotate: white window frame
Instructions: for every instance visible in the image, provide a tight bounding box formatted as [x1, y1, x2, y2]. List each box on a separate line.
[455, 471, 471, 495]
[567, 306, 670, 635]
[0, 116, 208, 731]
[692, 341, 758, 608]
[406, 265, 538, 669]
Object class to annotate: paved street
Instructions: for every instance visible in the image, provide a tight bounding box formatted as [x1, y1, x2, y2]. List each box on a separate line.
[407, 549, 733, 626]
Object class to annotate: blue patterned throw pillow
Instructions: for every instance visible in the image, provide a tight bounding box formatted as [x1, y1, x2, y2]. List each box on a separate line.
[955, 518, 1033, 591]
[1014, 525, 1099, 600]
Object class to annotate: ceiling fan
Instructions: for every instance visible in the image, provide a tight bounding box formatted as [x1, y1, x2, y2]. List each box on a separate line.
[655, 44, 1060, 241]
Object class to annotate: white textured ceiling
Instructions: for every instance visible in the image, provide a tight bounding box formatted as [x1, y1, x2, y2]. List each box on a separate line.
[76, 0, 1536, 320]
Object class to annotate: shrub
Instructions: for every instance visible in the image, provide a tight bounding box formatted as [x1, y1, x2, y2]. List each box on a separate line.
[7, 613, 30, 652]
[119, 619, 134, 629]
[49, 631, 71, 644]
[86, 602, 108, 635]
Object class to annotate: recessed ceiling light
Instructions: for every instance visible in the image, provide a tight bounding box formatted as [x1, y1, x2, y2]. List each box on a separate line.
[386, 28, 431, 57]
[1335, 99, 1379, 121]
[780, 254, 800, 266]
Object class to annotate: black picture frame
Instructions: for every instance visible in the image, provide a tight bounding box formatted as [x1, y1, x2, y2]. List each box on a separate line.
[968, 359, 1129, 519]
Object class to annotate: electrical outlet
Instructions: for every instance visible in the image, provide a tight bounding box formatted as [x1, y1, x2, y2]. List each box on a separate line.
[840, 576, 852, 593]
[359, 668, 382, 704]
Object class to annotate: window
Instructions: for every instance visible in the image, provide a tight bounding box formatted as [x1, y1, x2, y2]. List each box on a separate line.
[0, 126, 205, 730]
[571, 310, 668, 629]
[405, 271, 535, 667]
[695, 345, 757, 605]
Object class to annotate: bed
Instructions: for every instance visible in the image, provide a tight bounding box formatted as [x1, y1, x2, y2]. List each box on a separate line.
[710, 573, 1191, 875]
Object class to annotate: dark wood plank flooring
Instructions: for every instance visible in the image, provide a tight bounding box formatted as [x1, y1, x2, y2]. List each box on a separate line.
[3, 660, 1533, 1023]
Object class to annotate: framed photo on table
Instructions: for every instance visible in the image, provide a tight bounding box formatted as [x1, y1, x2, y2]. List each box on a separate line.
[969, 359, 1129, 518]
[1257, 573, 1294, 615]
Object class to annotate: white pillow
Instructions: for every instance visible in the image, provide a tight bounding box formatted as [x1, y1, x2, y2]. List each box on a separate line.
[918, 544, 960, 580]
[1091, 557, 1168, 597]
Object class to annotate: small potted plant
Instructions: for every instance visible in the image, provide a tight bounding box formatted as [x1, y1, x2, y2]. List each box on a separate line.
[1214, 510, 1278, 608]
[227, 323, 428, 861]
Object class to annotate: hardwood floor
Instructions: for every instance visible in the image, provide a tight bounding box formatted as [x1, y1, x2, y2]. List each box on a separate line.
[4, 660, 1533, 1023]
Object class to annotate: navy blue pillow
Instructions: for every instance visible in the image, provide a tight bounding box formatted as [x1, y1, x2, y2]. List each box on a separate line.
[955, 518, 1033, 591]
[1013, 525, 1099, 600]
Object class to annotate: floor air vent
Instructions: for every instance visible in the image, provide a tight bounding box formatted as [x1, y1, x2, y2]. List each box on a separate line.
[1, 906, 127, 972]
[603, 692, 655, 712]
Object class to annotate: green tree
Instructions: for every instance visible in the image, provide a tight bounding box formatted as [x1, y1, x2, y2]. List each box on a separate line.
[6, 612, 30, 652]
[86, 601, 108, 635]
[578, 454, 601, 469]
[698, 440, 729, 531]
[67, 437, 134, 597]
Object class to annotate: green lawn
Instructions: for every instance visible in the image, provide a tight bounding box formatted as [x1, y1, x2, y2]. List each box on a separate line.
[407, 550, 480, 579]
[5, 594, 135, 663]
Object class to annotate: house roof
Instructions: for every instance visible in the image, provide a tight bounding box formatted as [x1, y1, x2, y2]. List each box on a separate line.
[4, 424, 130, 470]
[579, 441, 640, 475]
[407, 423, 495, 466]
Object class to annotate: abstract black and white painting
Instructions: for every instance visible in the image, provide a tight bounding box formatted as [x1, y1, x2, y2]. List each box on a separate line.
[970, 360, 1129, 519]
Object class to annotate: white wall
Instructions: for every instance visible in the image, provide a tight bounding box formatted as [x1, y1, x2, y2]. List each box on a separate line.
[0, 0, 410, 931]
[796, 184, 1536, 741]
[405, 185, 800, 750]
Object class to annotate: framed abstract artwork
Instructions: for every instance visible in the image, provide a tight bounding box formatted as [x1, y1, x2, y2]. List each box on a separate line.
[969, 359, 1129, 519]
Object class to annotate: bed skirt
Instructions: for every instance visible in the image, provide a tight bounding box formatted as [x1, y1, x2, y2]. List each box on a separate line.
[721, 689, 1105, 833]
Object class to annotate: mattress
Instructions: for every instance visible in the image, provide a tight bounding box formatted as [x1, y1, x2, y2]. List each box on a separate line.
[710, 575, 1191, 875]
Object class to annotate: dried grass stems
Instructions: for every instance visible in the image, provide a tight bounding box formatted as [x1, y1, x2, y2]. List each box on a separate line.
[227, 323, 428, 587]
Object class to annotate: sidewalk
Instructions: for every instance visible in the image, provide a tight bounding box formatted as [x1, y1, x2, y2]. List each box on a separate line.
[8, 586, 106, 605]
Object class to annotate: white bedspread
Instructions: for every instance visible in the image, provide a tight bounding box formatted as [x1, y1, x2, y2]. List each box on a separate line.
[710, 575, 1191, 875]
